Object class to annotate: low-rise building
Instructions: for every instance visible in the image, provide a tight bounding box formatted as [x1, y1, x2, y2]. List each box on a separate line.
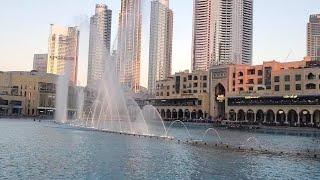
[150, 70, 209, 120]
[0, 71, 79, 118]
[209, 57, 320, 127]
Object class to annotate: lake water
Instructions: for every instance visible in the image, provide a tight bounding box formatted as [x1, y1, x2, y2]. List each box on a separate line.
[0, 119, 319, 179]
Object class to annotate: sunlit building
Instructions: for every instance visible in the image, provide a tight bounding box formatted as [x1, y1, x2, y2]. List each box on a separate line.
[150, 70, 209, 120]
[209, 57, 320, 127]
[117, 0, 142, 93]
[307, 14, 320, 61]
[192, 0, 253, 71]
[87, 4, 112, 86]
[0, 71, 79, 118]
[148, 0, 173, 95]
[47, 25, 80, 85]
[33, 54, 48, 73]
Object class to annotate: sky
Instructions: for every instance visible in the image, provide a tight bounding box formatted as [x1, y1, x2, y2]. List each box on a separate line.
[0, 0, 319, 87]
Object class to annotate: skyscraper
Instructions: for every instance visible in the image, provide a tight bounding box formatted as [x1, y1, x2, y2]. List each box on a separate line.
[117, 0, 142, 93]
[148, 0, 173, 95]
[192, 0, 253, 71]
[307, 14, 320, 61]
[87, 4, 112, 86]
[33, 54, 48, 73]
[47, 25, 80, 85]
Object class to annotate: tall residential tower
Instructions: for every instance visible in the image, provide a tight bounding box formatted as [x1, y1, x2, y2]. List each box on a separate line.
[87, 4, 112, 85]
[307, 14, 320, 61]
[47, 25, 80, 84]
[192, 0, 253, 71]
[148, 0, 173, 95]
[117, 0, 142, 93]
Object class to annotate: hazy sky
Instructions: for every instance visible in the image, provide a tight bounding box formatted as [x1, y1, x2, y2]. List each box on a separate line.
[0, 0, 319, 87]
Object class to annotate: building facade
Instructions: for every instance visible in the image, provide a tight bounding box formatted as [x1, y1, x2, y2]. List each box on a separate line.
[0, 71, 79, 118]
[148, 0, 173, 95]
[87, 4, 112, 86]
[117, 0, 142, 93]
[33, 54, 48, 73]
[192, 0, 253, 71]
[209, 57, 320, 127]
[47, 25, 80, 85]
[150, 70, 209, 120]
[307, 14, 320, 61]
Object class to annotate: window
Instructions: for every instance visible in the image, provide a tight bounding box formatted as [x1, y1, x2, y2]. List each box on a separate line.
[232, 80, 235, 86]
[295, 74, 301, 81]
[203, 83, 207, 88]
[160, 92, 163, 96]
[193, 83, 198, 87]
[258, 87, 264, 91]
[307, 73, 316, 80]
[198, 100, 202, 105]
[193, 76, 198, 80]
[284, 75, 290, 82]
[188, 75, 192, 80]
[193, 90, 197, 93]
[183, 77, 187, 82]
[232, 73, 236, 78]
[285, 84, 290, 91]
[167, 92, 169, 96]
[238, 71, 244, 77]
[203, 76, 207, 80]
[239, 79, 243, 84]
[306, 83, 316, 89]
[274, 76, 280, 82]
[239, 87, 244, 91]
[249, 87, 254, 91]
[296, 84, 301, 90]
[258, 78, 263, 84]
[247, 79, 254, 84]
[258, 70, 263, 76]
[275, 85, 280, 91]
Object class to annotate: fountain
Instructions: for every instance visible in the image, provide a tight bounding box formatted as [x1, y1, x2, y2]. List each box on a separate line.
[202, 128, 222, 144]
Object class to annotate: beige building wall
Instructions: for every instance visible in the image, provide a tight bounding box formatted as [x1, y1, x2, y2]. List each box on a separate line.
[209, 57, 320, 126]
[151, 70, 209, 119]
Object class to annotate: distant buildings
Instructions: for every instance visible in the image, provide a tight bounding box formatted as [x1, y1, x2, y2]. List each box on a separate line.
[148, 0, 173, 95]
[192, 0, 253, 71]
[87, 4, 112, 86]
[47, 25, 80, 85]
[117, 0, 142, 93]
[209, 57, 320, 127]
[307, 14, 320, 61]
[33, 54, 48, 73]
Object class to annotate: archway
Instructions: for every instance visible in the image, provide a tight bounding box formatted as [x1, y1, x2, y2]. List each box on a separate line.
[313, 110, 320, 127]
[172, 109, 177, 119]
[276, 110, 286, 126]
[266, 110, 275, 124]
[229, 110, 236, 121]
[184, 109, 190, 120]
[178, 109, 183, 120]
[160, 109, 166, 119]
[191, 110, 197, 119]
[300, 110, 311, 127]
[256, 110, 264, 124]
[237, 110, 245, 121]
[198, 110, 203, 119]
[247, 109, 255, 123]
[166, 109, 171, 119]
[215, 83, 226, 119]
[287, 110, 298, 126]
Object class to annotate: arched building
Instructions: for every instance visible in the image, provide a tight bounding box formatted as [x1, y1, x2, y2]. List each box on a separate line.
[209, 57, 320, 127]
